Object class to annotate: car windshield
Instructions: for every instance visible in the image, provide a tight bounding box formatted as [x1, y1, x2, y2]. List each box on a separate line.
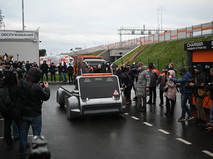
[79, 76, 119, 99]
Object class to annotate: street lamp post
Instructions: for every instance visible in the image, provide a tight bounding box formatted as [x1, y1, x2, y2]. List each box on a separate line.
[22, 0, 25, 30]
[157, 6, 165, 33]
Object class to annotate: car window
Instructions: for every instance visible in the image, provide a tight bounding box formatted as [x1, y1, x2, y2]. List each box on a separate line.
[79, 76, 120, 99]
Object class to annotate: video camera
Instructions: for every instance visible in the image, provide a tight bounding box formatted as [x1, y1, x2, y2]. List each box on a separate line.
[28, 136, 51, 159]
[39, 81, 45, 88]
[185, 79, 193, 89]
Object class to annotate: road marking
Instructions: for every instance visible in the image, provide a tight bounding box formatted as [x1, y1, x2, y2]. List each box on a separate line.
[176, 138, 192, 145]
[124, 113, 129, 116]
[143, 122, 153, 127]
[131, 116, 139, 121]
[202, 150, 213, 157]
[158, 129, 170, 135]
[0, 135, 34, 140]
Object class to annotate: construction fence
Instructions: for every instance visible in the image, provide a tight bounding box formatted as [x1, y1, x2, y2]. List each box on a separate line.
[75, 21, 213, 55]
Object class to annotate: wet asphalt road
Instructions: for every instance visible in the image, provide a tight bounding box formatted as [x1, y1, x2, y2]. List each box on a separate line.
[1, 83, 213, 159]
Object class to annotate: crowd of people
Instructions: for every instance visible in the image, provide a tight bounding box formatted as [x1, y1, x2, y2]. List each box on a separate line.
[0, 59, 50, 159]
[111, 61, 213, 130]
[39, 61, 74, 84]
[1, 58, 213, 158]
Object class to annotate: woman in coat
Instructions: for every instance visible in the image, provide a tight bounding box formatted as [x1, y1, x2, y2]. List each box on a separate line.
[164, 70, 176, 116]
[135, 62, 150, 112]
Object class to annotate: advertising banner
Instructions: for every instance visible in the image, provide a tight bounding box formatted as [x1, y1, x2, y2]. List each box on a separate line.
[0, 31, 36, 39]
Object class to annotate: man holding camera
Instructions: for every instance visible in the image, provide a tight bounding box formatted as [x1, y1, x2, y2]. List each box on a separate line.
[189, 64, 207, 126]
[18, 67, 50, 159]
[169, 67, 194, 122]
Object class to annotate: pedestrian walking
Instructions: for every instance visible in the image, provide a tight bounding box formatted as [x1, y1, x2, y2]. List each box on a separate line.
[170, 67, 194, 122]
[135, 62, 150, 112]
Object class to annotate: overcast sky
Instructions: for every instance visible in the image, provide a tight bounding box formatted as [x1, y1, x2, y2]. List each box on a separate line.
[1, 0, 213, 55]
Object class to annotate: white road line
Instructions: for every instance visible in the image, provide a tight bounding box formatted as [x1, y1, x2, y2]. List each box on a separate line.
[202, 150, 213, 157]
[176, 138, 192, 145]
[124, 113, 129, 116]
[0, 135, 34, 140]
[143, 122, 153, 127]
[131, 116, 139, 121]
[158, 129, 170, 135]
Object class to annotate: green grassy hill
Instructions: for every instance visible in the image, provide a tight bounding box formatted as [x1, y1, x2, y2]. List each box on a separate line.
[116, 35, 213, 76]
[91, 50, 105, 56]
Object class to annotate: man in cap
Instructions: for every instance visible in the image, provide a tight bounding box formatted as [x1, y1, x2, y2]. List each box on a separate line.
[170, 67, 194, 122]
[189, 64, 207, 126]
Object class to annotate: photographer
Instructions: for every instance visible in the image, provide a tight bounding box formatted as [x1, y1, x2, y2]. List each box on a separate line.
[169, 67, 194, 122]
[189, 64, 207, 126]
[18, 67, 50, 159]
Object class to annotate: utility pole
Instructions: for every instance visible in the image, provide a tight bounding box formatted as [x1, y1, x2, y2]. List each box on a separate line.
[22, 0, 25, 30]
[0, 10, 5, 29]
[157, 6, 165, 33]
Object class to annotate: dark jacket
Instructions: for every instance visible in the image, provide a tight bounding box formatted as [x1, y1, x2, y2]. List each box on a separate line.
[192, 71, 207, 97]
[67, 65, 74, 75]
[170, 72, 192, 94]
[63, 64, 67, 73]
[121, 73, 133, 88]
[18, 67, 50, 117]
[157, 72, 167, 91]
[58, 65, 63, 73]
[40, 63, 49, 73]
[49, 65, 56, 73]
[147, 69, 158, 87]
[206, 75, 213, 100]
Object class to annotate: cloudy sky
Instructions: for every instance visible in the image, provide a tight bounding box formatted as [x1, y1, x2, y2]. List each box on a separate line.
[1, 0, 212, 55]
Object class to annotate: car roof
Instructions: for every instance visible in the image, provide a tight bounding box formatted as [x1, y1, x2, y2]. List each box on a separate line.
[83, 59, 106, 62]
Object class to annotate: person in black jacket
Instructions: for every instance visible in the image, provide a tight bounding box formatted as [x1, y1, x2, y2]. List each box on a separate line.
[18, 67, 50, 159]
[58, 63, 63, 81]
[121, 72, 133, 105]
[189, 64, 207, 126]
[2, 62, 21, 150]
[147, 63, 158, 104]
[40, 61, 49, 82]
[63, 62, 67, 82]
[206, 67, 213, 129]
[49, 62, 56, 82]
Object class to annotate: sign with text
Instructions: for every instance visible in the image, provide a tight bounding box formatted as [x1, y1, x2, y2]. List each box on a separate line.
[0, 31, 36, 39]
[184, 40, 213, 51]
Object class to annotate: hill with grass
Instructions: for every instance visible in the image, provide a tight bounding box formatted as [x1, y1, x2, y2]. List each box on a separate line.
[114, 35, 213, 75]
